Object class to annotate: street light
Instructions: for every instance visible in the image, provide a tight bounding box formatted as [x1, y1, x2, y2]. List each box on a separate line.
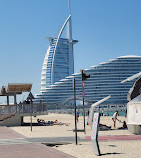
[80, 70, 90, 133]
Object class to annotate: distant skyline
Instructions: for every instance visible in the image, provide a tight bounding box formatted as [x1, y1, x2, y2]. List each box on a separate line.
[0, 0, 141, 103]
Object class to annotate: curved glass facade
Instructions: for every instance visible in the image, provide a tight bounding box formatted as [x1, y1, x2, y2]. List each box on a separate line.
[35, 56, 141, 108]
[41, 37, 74, 90]
[41, 13, 77, 90]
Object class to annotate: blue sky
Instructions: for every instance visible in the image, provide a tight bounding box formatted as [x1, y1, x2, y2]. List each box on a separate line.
[0, 0, 141, 103]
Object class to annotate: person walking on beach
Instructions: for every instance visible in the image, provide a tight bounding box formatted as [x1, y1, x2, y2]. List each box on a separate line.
[112, 111, 119, 128]
[76, 110, 79, 122]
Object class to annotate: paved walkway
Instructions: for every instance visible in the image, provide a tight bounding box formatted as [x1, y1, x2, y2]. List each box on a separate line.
[2, 126, 140, 158]
[0, 127, 75, 158]
[86, 135, 141, 141]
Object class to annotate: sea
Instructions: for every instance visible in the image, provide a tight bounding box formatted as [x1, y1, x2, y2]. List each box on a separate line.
[79, 111, 126, 117]
[102, 111, 126, 116]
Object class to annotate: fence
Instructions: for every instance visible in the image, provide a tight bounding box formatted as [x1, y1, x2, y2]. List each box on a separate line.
[0, 103, 48, 121]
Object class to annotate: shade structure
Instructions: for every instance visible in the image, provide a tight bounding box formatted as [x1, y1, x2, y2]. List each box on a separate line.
[0, 83, 32, 96]
[0, 83, 32, 105]
[7, 83, 32, 93]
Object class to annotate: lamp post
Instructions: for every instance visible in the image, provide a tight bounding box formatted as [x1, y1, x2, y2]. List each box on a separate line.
[80, 70, 90, 134]
[27, 92, 35, 132]
[73, 78, 77, 145]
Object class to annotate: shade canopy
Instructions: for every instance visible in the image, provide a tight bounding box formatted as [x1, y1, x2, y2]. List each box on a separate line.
[0, 83, 32, 96]
[8, 83, 32, 93]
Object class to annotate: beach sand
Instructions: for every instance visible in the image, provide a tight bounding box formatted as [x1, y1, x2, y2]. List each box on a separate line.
[11, 113, 141, 158]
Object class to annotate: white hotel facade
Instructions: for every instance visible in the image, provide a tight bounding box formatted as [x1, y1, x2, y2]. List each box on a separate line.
[35, 55, 141, 108]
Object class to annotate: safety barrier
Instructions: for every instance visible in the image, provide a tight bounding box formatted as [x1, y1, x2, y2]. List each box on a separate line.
[0, 103, 48, 121]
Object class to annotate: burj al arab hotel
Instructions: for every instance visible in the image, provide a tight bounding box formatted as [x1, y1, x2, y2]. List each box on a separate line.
[40, 0, 77, 91]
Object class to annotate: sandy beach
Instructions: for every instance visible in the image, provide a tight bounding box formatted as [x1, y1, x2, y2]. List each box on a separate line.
[11, 113, 141, 158]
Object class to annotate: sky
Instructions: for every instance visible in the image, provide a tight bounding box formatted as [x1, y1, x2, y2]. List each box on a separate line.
[0, 0, 141, 103]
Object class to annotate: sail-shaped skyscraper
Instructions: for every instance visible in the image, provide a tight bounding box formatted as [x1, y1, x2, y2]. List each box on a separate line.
[40, 0, 77, 91]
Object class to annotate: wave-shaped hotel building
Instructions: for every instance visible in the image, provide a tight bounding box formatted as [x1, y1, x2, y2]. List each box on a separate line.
[35, 55, 141, 107]
[35, 1, 141, 110]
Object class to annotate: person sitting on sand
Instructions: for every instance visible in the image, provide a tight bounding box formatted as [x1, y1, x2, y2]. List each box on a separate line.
[39, 120, 70, 126]
[123, 121, 127, 128]
[51, 120, 70, 126]
[37, 119, 42, 124]
[118, 121, 127, 129]
[37, 119, 45, 126]
[112, 111, 119, 128]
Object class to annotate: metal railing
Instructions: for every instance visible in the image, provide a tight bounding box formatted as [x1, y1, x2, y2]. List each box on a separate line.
[0, 103, 48, 121]
[0, 105, 16, 121]
[17, 103, 48, 114]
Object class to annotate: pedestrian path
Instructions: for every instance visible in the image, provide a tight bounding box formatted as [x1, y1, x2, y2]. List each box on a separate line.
[0, 138, 31, 145]
[0, 127, 75, 158]
[86, 135, 141, 141]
